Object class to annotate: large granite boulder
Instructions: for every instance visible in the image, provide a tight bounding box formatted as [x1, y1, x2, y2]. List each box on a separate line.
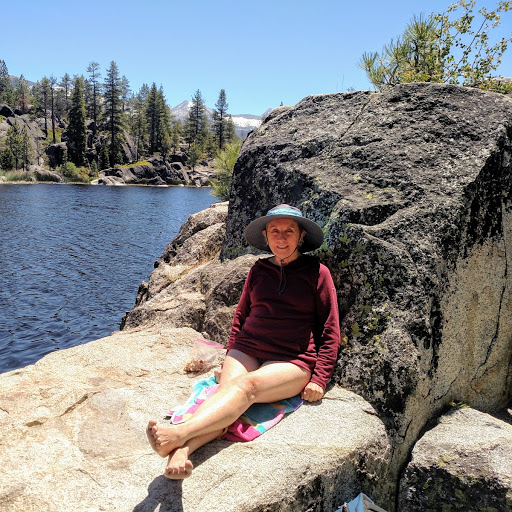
[31, 167, 63, 183]
[0, 327, 390, 511]
[220, 82, 512, 494]
[0, 103, 14, 117]
[91, 175, 126, 186]
[45, 142, 67, 168]
[398, 407, 512, 511]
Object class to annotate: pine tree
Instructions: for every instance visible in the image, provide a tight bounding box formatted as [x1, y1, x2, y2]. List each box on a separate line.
[103, 61, 125, 167]
[99, 141, 110, 171]
[86, 62, 102, 136]
[0, 146, 15, 171]
[145, 84, 172, 155]
[226, 115, 237, 142]
[48, 76, 57, 144]
[211, 140, 242, 200]
[184, 89, 209, 151]
[21, 125, 32, 170]
[120, 75, 131, 111]
[188, 141, 202, 171]
[128, 86, 148, 161]
[59, 73, 72, 115]
[212, 89, 230, 150]
[360, 1, 512, 92]
[171, 121, 181, 154]
[0, 60, 15, 107]
[145, 83, 160, 154]
[5, 122, 24, 170]
[32, 77, 51, 138]
[67, 76, 87, 166]
[15, 75, 30, 114]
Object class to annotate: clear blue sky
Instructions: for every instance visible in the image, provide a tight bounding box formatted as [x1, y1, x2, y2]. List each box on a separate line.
[2, 0, 511, 115]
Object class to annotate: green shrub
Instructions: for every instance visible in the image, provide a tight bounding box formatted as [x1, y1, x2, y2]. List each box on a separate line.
[210, 140, 242, 200]
[59, 162, 90, 183]
[3, 171, 34, 182]
[90, 160, 99, 178]
[0, 146, 15, 171]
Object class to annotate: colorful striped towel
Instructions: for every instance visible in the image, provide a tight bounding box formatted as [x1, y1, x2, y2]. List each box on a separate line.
[166, 376, 303, 442]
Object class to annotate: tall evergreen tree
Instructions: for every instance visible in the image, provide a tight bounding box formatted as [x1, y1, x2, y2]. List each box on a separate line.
[67, 76, 87, 166]
[128, 87, 148, 161]
[145, 83, 160, 154]
[120, 75, 131, 111]
[0, 60, 15, 107]
[5, 122, 25, 170]
[32, 77, 51, 138]
[49, 76, 57, 144]
[0, 146, 15, 171]
[15, 75, 30, 114]
[86, 62, 102, 136]
[145, 83, 172, 155]
[59, 73, 72, 115]
[212, 89, 230, 150]
[170, 121, 181, 154]
[99, 141, 110, 171]
[226, 115, 237, 142]
[157, 86, 173, 155]
[103, 61, 125, 167]
[184, 89, 208, 149]
[20, 125, 32, 170]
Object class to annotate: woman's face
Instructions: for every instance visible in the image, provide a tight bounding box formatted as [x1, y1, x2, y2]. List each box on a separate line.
[264, 218, 303, 263]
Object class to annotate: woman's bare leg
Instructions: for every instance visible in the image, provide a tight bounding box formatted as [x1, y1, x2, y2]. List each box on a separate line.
[147, 350, 258, 456]
[164, 428, 224, 479]
[151, 355, 310, 456]
[162, 352, 257, 476]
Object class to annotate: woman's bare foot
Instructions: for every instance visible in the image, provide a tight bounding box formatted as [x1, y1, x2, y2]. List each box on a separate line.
[150, 422, 185, 457]
[165, 447, 194, 479]
[146, 420, 159, 454]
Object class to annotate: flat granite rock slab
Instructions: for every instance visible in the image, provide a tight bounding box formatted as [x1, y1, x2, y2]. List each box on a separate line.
[0, 328, 390, 512]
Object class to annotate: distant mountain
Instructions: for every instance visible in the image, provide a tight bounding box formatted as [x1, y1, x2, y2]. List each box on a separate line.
[9, 75, 36, 88]
[170, 101, 262, 140]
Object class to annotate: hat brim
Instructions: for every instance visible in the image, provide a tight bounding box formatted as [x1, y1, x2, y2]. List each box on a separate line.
[244, 213, 324, 253]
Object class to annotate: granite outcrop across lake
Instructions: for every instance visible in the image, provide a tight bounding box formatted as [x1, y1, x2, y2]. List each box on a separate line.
[1, 83, 512, 511]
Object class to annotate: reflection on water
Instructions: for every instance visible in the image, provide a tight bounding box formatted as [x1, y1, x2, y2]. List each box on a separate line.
[0, 184, 217, 373]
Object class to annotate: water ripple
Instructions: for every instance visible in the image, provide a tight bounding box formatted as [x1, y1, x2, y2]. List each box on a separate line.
[0, 184, 216, 373]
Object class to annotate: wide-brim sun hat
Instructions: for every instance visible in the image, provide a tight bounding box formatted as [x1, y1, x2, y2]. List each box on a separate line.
[244, 204, 324, 253]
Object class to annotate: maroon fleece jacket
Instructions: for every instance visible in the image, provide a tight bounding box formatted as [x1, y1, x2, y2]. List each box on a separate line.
[227, 255, 340, 390]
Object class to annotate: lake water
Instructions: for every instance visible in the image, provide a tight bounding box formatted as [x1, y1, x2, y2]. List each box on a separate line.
[0, 184, 217, 374]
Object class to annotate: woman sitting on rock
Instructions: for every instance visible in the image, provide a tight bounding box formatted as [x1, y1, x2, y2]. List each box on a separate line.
[147, 204, 341, 478]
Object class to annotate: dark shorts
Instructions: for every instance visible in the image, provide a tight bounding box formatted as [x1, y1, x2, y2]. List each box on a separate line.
[227, 345, 313, 375]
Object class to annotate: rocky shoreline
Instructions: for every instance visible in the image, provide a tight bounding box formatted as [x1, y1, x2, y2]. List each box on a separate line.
[0, 160, 216, 188]
[0, 102, 218, 187]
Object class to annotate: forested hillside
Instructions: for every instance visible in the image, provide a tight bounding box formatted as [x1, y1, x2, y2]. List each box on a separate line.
[0, 59, 242, 184]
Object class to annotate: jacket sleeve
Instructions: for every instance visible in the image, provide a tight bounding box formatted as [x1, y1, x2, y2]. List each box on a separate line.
[226, 266, 254, 350]
[311, 264, 341, 390]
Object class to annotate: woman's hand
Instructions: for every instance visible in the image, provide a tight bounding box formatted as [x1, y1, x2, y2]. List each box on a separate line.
[301, 382, 324, 402]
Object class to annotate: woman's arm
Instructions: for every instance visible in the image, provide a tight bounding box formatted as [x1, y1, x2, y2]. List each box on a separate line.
[309, 264, 341, 392]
